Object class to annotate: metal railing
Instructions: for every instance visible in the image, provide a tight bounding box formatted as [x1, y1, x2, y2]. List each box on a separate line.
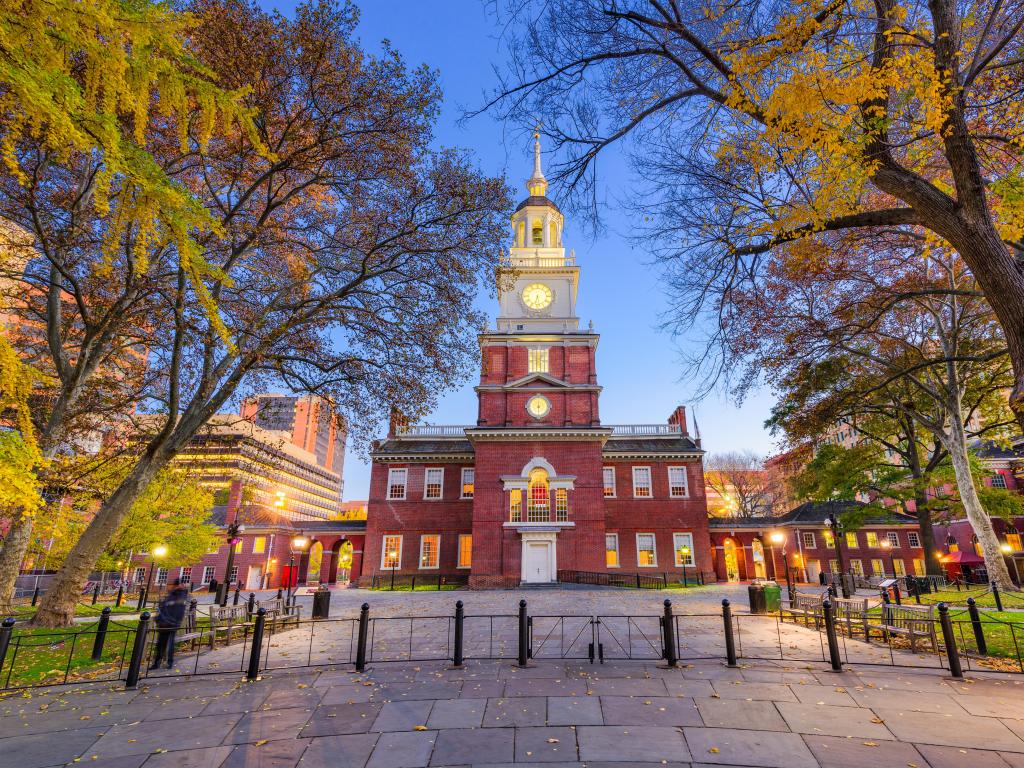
[607, 424, 683, 436]
[393, 424, 469, 437]
[369, 573, 470, 591]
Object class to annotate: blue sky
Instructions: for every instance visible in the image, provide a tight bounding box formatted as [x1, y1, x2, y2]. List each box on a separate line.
[257, 0, 778, 499]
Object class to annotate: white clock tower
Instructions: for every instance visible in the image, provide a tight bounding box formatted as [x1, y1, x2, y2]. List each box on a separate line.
[496, 134, 581, 334]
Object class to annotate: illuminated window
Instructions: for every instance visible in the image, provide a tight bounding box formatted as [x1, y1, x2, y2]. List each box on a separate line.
[866, 532, 880, 548]
[510, 489, 522, 522]
[517, 221, 525, 247]
[531, 220, 543, 245]
[1008, 533, 1022, 551]
[636, 533, 657, 567]
[527, 468, 550, 521]
[387, 468, 407, 500]
[829, 559, 839, 573]
[603, 467, 616, 497]
[424, 468, 444, 500]
[673, 533, 695, 567]
[823, 530, 835, 548]
[948, 541, 960, 553]
[606, 534, 620, 567]
[234, 539, 243, 554]
[845, 532, 858, 549]
[381, 535, 402, 569]
[632, 467, 652, 498]
[555, 488, 569, 521]
[252, 536, 266, 554]
[461, 468, 474, 499]
[458, 535, 472, 568]
[549, 220, 558, 246]
[907, 531, 921, 548]
[419, 535, 440, 569]
[871, 559, 884, 577]
[893, 559, 906, 577]
[667, 467, 688, 498]
[802, 532, 816, 548]
[887, 532, 900, 547]
[850, 559, 864, 577]
[528, 348, 549, 373]
[913, 558, 925, 576]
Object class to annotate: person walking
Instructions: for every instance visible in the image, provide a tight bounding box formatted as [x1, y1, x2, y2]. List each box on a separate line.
[150, 578, 189, 669]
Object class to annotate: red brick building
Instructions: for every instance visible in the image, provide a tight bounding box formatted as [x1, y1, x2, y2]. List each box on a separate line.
[363, 141, 713, 588]
[708, 501, 926, 584]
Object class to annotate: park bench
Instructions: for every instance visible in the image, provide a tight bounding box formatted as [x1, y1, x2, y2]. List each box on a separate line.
[832, 596, 870, 640]
[207, 604, 253, 647]
[257, 598, 303, 632]
[780, 592, 824, 629]
[173, 599, 210, 649]
[867, 604, 937, 652]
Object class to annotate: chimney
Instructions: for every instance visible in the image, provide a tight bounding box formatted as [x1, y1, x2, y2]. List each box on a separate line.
[667, 405, 689, 435]
[388, 406, 408, 438]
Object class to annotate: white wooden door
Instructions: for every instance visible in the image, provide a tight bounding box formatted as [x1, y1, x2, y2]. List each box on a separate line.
[524, 542, 552, 583]
[246, 565, 263, 590]
[806, 560, 821, 584]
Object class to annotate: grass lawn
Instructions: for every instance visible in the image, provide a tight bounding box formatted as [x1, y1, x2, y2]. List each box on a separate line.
[903, 585, 1024, 610]
[12, 602, 143, 621]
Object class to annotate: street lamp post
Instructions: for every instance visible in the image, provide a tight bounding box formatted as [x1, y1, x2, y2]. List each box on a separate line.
[219, 521, 246, 607]
[880, 539, 897, 578]
[144, 544, 167, 608]
[770, 532, 792, 602]
[290, 533, 309, 606]
[680, 545, 691, 587]
[828, 514, 850, 598]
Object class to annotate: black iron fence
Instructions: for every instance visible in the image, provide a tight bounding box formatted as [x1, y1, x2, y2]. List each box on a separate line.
[369, 573, 470, 591]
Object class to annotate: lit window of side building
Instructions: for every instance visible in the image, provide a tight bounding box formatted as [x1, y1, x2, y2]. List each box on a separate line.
[362, 139, 714, 587]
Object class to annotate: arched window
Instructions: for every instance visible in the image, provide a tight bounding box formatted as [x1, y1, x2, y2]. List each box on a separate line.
[517, 221, 526, 247]
[531, 220, 544, 246]
[527, 468, 550, 521]
[549, 220, 558, 246]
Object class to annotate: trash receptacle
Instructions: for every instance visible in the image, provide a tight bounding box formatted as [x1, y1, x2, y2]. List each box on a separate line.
[311, 584, 331, 619]
[762, 581, 781, 612]
[748, 583, 766, 614]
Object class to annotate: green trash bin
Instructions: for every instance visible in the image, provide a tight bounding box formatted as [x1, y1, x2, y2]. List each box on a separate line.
[762, 582, 782, 612]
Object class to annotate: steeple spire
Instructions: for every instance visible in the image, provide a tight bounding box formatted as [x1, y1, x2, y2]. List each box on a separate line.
[527, 129, 548, 196]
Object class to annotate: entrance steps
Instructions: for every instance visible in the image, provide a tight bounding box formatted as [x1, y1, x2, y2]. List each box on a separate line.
[518, 581, 559, 589]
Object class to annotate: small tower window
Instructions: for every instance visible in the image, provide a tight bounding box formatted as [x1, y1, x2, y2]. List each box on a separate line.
[517, 221, 526, 247]
[528, 348, 549, 373]
[550, 221, 558, 246]
[531, 220, 543, 245]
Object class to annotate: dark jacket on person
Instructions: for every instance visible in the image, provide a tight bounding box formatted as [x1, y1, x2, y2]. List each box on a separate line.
[156, 586, 189, 628]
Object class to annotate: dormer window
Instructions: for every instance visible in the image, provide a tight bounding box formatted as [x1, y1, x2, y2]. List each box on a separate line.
[531, 220, 543, 245]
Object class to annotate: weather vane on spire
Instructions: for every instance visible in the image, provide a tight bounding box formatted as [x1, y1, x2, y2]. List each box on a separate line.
[529, 118, 547, 194]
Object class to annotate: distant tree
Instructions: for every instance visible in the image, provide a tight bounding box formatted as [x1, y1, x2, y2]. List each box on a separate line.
[704, 450, 780, 517]
[26, 0, 510, 626]
[483, 0, 1024, 434]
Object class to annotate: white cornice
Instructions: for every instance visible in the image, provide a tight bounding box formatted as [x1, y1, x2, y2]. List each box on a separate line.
[466, 427, 613, 443]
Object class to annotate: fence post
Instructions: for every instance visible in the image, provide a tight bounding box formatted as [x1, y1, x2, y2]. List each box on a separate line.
[517, 599, 529, 667]
[938, 603, 964, 679]
[91, 607, 112, 661]
[991, 581, 1004, 612]
[125, 612, 151, 689]
[90, 584, 99, 605]
[966, 598, 987, 656]
[31, 586, 39, 606]
[246, 593, 256, 621]
[233, 584, 241, 606]
[912, 579, 921, 605]
[893, 581, 902, 606]
[276, 587, 283, 601]
[137, 587, 147, 612]
[246, 608, 267, 682]
[661, 599, 678, 667]
[452, 600, 465, 668]
[635, 574, 641, 589]
[822, 599, 842, 672]
[355, 603, 370, 672]
[720, 599, 738, 667]
[115, 585, 124, 608]
[0, 617, 15, 676]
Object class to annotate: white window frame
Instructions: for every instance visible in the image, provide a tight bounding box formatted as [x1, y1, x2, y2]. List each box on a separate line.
[850, 559, 864, 577]
[845, 532, 858, 549]
[424, 467, 444, 500]
[457, 534, 472, 569]
[866, 531, 880, 548]
[156, 567, 168, 585]
[528, 347, 549, 374]
[886, 531, 900, 548]
[673, 532, 695, 567]
[870, 559, 885, 577]
[554, 488, 569, 521]
[201, 565, 215, 585]
[460, 468, 475, 499]
[179, 566, 192, 584]
[252, 535, 267, 554]
[228, 565, 239, 585]
[632, 466, 653, 498]
[381, 535, 403, 569]
[636, 533, 657, 567]
[907, 531, 921, 548]
[893, 559, 906, 577]
[387, 468, 407, 500]
[667, 466, 688, 498]
[134, 567, 147, 585]
[605, 533, 620, 568]
[992, 473, 1008, 489]
[603, 466, 616, 498]
[419, 534, 441, 569]
[802, 532, 817, 548]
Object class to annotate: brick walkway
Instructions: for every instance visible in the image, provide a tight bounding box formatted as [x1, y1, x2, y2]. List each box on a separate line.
[4, 587, 1024, 767]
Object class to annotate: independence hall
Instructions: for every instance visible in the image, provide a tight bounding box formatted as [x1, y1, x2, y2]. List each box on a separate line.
[363, 140, 713, 587]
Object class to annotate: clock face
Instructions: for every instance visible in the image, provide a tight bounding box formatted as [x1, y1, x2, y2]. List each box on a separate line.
[527, 395, 550, 419]
[522, 283, 553, 310]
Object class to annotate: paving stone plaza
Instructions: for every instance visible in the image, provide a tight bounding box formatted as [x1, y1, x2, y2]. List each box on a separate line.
[4, 587, 1024, 768]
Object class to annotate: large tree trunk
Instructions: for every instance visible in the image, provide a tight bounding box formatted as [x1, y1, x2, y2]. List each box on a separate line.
[0, 515, 35, 614]
[945, 419, 1016, 590]
[907, 496, 943, 577]
[31, 452, 168, 627]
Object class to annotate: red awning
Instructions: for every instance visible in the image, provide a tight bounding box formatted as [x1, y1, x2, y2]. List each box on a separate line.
[939, 550, 985, 565]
